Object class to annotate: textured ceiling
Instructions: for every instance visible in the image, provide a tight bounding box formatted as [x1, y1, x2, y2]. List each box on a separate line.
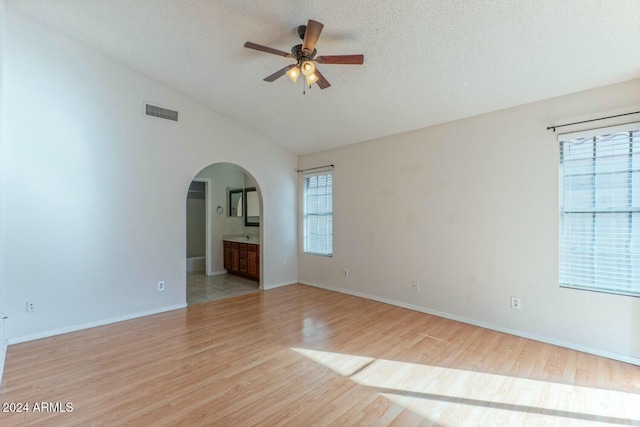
[6, 0, 640, 154]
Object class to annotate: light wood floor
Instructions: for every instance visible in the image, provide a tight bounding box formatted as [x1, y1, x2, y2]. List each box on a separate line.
[1, 284, 639, 426]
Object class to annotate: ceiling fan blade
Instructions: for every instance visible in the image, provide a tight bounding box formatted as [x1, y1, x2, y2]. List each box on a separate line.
[302, 20, 324, 54]
[244, 42, 293, 58]
[263, 64, 296, 82]
[314, 68, 331, 90]
[315, 54, 364, 65]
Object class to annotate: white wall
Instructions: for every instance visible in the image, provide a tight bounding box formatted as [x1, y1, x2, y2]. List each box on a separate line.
[299, 79, 640, 363]
[0, 8, 297, 343]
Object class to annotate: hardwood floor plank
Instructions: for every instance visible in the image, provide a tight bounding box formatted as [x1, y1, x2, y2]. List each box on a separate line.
[1, 284, 639, 426]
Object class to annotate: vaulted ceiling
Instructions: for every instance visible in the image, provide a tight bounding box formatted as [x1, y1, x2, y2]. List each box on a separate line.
[7, 0, 640, 154]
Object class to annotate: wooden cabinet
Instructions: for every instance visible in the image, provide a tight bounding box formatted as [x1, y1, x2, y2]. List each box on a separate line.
[239, 243, 248, 273]
[223, 240, 259, 282]
[223, 241, 232, 270]
[232, 243, 240, 272]
[247, 245, 258, 277]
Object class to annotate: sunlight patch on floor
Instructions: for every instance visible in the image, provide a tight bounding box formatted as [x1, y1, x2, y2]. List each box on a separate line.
[291, 347, 640, 425]
[292, 347, 375, 377]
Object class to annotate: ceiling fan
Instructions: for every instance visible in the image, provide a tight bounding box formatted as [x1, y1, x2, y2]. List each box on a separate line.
[244, 19, 364, 90]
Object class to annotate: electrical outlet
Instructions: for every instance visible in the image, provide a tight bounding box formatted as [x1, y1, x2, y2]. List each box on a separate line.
[511, 297, 522, 310]
[26, 301, 36, 313]
[343, 269, 349, 278]
[157, 281, 165, 291]
[412, 280, 420, 291]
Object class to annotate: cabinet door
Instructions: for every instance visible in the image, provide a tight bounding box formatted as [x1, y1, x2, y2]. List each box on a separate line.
[231, 243, 240, 272]
[247, 251, 257, 277]
[223, 242, 231, 270]
[239, 242, 248, 272]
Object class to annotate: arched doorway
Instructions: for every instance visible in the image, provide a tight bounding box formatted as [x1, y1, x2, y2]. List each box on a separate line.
[185, 162, 263, 305]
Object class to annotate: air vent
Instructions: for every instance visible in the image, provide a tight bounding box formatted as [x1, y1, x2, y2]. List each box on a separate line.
[145, 103, 178, 121]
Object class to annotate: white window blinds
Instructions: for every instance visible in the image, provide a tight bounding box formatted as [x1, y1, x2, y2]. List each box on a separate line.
[559, 122, 640, 297]
[303, 172, 333, 256]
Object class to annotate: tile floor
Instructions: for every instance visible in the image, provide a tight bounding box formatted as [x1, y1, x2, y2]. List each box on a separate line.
[186, 271, 260, 305]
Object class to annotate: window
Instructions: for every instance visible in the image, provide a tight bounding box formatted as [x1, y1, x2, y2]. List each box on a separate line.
[559, 122, 640, 297]
[303, 171, 333, 256]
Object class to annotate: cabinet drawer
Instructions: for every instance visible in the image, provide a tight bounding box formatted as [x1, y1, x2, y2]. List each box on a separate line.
[231, 242, 239, 250]
[239, 259, 247, 272]
[239, 243, 248, 251]
[240, 250, 247, 259]
[224, 241, 230, 249]
[248, 244, 257, 252]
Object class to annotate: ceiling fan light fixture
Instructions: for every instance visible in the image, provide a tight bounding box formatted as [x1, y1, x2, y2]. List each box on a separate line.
[286, 66, 301, 82]
[305, 73, 319, 86]
[301, 60, 316, 77]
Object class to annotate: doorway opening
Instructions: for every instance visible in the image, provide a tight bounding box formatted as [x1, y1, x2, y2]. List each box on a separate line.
[185, 162, 263, 305]
[186, 180, 206, 273]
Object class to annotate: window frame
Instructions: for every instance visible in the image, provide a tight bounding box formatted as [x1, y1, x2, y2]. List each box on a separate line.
[302, 170, 333, 257]
[558, 122, 640, 297]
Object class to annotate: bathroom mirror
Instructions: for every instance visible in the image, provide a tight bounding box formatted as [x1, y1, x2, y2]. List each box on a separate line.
[228, 189, 243, 217]
[244, 187, 260, 226]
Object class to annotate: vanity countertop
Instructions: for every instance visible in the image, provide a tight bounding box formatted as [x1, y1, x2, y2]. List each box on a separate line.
[223, 235, 260, 244]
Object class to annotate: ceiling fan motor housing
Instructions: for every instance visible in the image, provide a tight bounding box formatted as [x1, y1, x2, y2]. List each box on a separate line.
[291, 44, 316, 61]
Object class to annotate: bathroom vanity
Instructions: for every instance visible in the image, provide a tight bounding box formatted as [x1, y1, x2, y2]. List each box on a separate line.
[223, 238, 259, 282]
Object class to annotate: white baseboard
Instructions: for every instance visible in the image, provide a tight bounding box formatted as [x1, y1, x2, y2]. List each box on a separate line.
[300, 280, 640, 366]
[207, 270, 228, 276]
[186, 256, 206, 273]
[262, 280, 298, 290]
[7, 303, 187, 346]
[0, 339, 7, 389]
